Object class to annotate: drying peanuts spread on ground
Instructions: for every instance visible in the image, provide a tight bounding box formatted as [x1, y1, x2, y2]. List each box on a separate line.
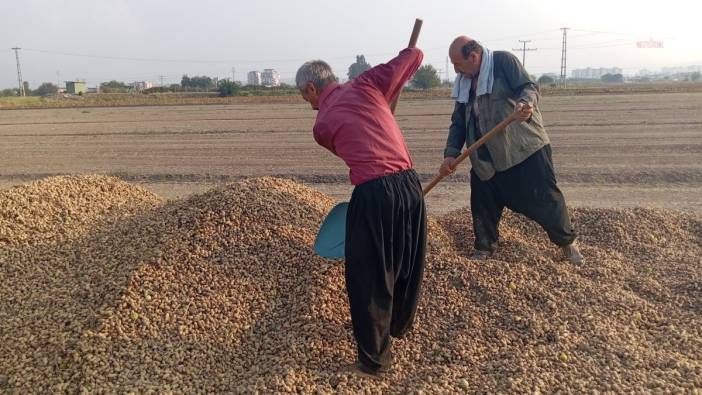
[1, 176, 700, 393]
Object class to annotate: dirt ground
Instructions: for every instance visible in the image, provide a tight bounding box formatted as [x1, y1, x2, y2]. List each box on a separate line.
[1, 93, 701, 393]
[1, 92, 701, 214]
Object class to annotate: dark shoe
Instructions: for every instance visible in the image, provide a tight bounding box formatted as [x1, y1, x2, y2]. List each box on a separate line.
[561, 242, 584, 265]
[336, 362, 383, 379]
[470, 249, 493, 261]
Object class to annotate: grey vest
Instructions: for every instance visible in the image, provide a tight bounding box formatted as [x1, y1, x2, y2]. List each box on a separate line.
[444, 51, 550, 181]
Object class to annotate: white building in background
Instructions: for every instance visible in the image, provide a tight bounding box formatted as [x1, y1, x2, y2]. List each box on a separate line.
[252, 71, 261, 86]
[571, 67, 623, 79]
[261, 69, 281, 87]
[131, 81, 154, 91]
[247, 71, 262, 86]
[247, 69, 281, 87]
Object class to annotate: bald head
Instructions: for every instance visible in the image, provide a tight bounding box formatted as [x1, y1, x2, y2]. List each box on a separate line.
[449, 35, 483, 79]
[449, 36, 473, 59]
[449, 36, 483, 60]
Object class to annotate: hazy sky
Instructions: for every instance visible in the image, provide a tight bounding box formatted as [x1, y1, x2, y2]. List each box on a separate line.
[2, 0, 701, 89]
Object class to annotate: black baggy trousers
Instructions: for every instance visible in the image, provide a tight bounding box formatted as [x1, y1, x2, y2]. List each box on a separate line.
[345, 169, 427, 373]
[470, 145, 576, 252]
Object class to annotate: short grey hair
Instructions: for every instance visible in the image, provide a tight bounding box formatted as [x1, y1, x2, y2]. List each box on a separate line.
[295, 60, 337, 90]
[461, 40, 484, 59]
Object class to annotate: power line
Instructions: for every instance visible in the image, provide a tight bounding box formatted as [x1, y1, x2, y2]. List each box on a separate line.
[8, 27, 679, 89]
[445, 56, 449, 83]
[525, 34, 677, 51]
[16, 31, 563, 67]
[570, 28, 633, 36]
[512, 40, 537, 67]
[570, 40, 641, 50]
[480, 29, 561, 43]
[20, 47, 401, 65]
[12, 47, 26, 96]
[13, 31, 657, 69]
[20, 48, 311, 65]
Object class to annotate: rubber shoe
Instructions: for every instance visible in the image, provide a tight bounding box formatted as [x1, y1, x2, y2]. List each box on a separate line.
[336, 362, 383, 379]
[561, 242, 584, 265]
[470, 250, 492, 261]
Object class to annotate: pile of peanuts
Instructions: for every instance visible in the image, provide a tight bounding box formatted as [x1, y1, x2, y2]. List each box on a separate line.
[1, 175, 700, 393]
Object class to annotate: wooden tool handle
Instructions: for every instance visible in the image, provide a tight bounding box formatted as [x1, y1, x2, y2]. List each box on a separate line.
[390, 18, 423, 114]
[407, 18, 423, 48]
[422, 114, 519, 196]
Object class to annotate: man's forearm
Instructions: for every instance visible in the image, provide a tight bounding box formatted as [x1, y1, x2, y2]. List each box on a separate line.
[517, 82, 539, 106]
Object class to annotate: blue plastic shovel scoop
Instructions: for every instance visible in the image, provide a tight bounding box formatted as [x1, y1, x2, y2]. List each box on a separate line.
[313, 202, 349, 259]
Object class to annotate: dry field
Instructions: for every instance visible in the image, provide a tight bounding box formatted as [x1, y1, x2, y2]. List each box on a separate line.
[1, 91, 701, 213]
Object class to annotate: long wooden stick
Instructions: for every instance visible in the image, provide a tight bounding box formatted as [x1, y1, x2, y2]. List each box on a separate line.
[407, 18, 423, 49]
[422, 114, 518, 196]
[389, 18, 423, 114]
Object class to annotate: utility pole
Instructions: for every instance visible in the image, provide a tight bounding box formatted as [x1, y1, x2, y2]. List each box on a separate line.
[231, 67, 236, 83]
[445, 56, 449, 83]
[158, 75, 165, 87]
[56, 71, 61, 90]
[560, 28, 569, 88]
[12, 47, 26, 97]
[512, 40, 537, 67]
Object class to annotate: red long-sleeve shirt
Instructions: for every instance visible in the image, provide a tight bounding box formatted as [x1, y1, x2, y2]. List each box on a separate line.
[313, 47, 424, 185]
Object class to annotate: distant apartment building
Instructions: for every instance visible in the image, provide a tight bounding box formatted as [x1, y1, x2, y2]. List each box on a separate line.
[261, 69, 281, 87]
[247, 71, 262, 86]
[571, 67, 623, 79]
[247, 69, 281, 87]
[131, 81, 154, 92]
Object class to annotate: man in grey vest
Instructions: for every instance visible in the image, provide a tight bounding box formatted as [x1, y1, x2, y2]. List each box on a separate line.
[439, 35, 583, 264]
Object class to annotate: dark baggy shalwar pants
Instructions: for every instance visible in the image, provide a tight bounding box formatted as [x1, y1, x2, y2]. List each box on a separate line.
[344, 169, 427, 373]
[470, 145, 576, 252]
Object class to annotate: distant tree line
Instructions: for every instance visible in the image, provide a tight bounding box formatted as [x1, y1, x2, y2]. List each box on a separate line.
[538, 75, 556, 85]
[411, 65, 441, 89]
[601, 73, 624, 83]
[181, 75, 215, 91]
[347, 55, 443, 90]
[100, 80, 130, 93]
[0, 54, 473, 98]
[348, 55, 371, 80]
[0, 82, 59, 97]
[17, 60, 698, 98]
[535, 71, 702, 85]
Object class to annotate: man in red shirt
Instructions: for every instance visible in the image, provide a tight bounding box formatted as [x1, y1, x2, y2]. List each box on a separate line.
[296, 48, 427, 376]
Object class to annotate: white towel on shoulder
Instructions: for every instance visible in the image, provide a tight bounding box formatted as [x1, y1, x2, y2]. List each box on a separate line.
[451, 46, 494, 103]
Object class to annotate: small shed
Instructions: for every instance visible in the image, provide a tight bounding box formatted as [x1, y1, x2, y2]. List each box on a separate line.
[65, 80, 88, 95]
